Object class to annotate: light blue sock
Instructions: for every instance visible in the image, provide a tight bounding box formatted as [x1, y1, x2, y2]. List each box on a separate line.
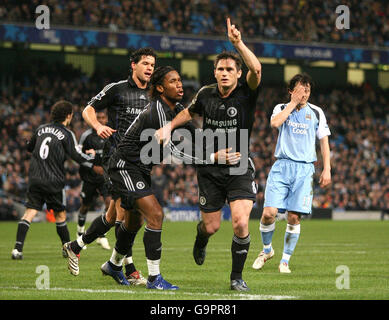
[260, 222, 275, 254]
[281, 224, 300, 264]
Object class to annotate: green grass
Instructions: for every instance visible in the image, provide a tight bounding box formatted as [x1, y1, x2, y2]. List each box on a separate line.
[0, 220, 389, 300]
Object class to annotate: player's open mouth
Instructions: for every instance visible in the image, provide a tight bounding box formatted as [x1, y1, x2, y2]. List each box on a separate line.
[177, 91, 184, 96]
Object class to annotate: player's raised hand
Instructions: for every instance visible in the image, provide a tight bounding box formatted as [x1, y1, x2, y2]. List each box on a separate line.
[290, 84, 306, 107]
[96, 124, 116, 139]
[227, 17, 241, 45]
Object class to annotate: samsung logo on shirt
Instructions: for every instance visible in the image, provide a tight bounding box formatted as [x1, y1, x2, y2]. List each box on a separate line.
[205, 117, 237, 127]
[126, 107, 143, 115]
[38, 127, 65, 140]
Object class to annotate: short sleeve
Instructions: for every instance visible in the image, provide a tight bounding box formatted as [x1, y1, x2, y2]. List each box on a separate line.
[187, 86, 205, 116]
[271, 104, 285, 120]
[316, 108, 331, 140]
[87, 82, 117, 111]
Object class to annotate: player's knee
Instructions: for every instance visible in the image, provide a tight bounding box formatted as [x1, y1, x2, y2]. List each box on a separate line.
[287, 212, 301, 225]
[232, 217, 248, 235]
[261, 208, 277, 223]
[146, 208, 164, 229]
[204, 222, 220, 235]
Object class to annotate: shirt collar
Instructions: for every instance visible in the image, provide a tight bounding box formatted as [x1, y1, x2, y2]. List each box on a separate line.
[158, 98, 184, 115]
[211, 81, 243, 98]
[127, 73, 150, 89]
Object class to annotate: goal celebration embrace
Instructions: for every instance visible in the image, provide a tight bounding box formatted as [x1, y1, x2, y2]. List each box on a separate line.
[3, 1, 388, 302]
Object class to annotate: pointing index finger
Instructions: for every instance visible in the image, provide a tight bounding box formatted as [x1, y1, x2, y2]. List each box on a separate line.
[227, 17, 231, 31]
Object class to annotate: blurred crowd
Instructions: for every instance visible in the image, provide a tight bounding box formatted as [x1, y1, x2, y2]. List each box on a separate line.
[0, 60, 388, 220]
[1, 0, 388, 47]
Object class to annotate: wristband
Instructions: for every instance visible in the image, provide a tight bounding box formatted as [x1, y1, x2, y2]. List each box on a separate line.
[210, 153, 215, 164]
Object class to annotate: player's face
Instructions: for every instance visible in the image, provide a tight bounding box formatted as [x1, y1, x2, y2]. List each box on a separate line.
[214, 58, 242, 90]
[297, 82, 311, 106]
[132, 55, 155, 83]
[96, 112, 108, 126]
[160, 71, 184, 102]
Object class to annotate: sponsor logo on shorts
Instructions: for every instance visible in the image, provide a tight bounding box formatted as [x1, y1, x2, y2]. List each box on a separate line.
[199, 196, 206, 206]
[136, 181, 145, 190]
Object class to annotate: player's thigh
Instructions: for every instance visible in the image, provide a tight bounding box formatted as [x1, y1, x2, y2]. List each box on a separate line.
[226, 165, 257, 204]
[286, 163, 315, 214]
[109, 166, 153, 213]
[25, 185, 45, 212]
[46, 189, 66, 213]
[263, 161, 290, 211]
[197, 166, 227, 213]
[135, 195, 163, 229]
[80, 181, 98, 206]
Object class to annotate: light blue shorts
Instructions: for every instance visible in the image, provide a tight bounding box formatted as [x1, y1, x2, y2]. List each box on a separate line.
[264, 159, 315, 214]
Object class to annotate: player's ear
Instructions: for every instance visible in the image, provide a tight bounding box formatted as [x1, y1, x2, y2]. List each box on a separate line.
[237, 69, 242, 79]
[131, 61, 136, 72]
[156, 84, 164, 94]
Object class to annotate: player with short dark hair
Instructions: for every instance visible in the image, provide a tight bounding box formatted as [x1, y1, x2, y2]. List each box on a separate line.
[11, 100, 95, 260]
[63, 47, 156, 284]
[252, 73, 331, 273]
[155, 18, 262, 291]
[77, 111, 111, 250]
[99, 66, 228, 289]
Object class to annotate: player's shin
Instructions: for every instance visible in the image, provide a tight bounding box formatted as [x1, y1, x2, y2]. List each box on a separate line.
[260, 222, 275, 253]
[281, 223, 301, 264]
[231, 233, 250, 280]
[14, 219, 30, 252]
[143, 226, 162, 282]
[56, 221, 70, 245]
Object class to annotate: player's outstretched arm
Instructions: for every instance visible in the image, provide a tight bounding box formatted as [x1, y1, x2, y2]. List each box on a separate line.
[155, 108, 193, 146]
[319, 136, 331, 188]
[227, 17, 261, 90]
[82, 105, 116, 139]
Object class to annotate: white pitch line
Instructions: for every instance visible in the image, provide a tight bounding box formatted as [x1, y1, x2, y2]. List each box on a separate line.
[0, 286, 297, 300]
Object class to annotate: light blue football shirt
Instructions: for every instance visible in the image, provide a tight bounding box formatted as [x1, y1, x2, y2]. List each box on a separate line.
[271, 102, 331, 163]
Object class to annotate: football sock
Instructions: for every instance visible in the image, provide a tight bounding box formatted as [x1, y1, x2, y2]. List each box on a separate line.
[230, 233, 250, 280]
[14, 219, 30, 252]
[281, 224, 301, 264]
[124, 230, 138, 275]
[82, 214, 113, 244]
[108, 248, 125, 271]
[124, 256, 136, 275]
[115, 224, 132, 256]
[56, 221, 70, 245]
[194, 221, 210, 248]
[260, 222, 275, 254]
[143, 227, 162, 282]
[115, 221, 122, 239]
[77, 213, 87, 234]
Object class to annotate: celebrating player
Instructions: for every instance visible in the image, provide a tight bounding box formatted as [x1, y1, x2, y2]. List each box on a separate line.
[77, 111, 112, 250]
[11, 100, 95, 260]
[63, 47, 156, 285]
[155, 18, 262, 291]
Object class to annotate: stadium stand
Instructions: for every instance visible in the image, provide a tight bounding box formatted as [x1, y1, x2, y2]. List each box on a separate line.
[0, 0, 388, 46]
[1, 60, 388, 216]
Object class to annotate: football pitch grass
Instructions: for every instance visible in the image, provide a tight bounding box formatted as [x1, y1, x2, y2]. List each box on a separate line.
[0, 219, 388, 300]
